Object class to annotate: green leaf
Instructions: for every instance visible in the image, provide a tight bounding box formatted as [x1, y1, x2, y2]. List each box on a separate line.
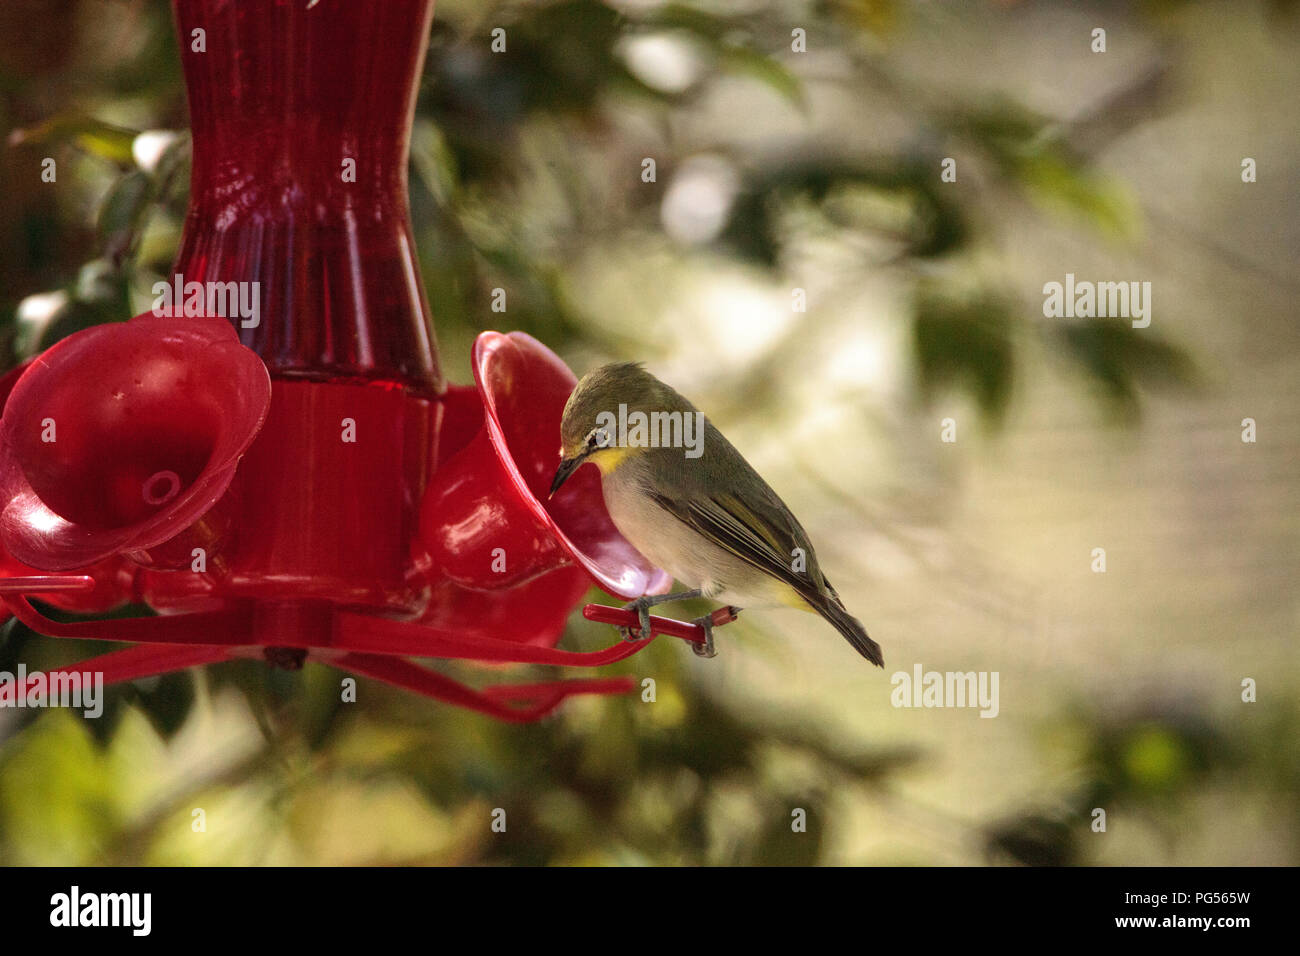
[1052, 319, 1196, 421]
[1018, 152, 1139, 240]
[913, 287, 1017, 422]
[409, 119, 459, 206]
[945, 100, 1140, 238]
[7, 113, 137, 165]
[124, 672, 196, 742]
[97, 170, 155, 266]
[716, 46, 805, 109]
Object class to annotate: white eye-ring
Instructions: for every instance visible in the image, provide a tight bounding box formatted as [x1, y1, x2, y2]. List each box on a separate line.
[587, 427, 612, 449]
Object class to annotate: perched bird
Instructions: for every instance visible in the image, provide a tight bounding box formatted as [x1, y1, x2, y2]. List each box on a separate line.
[549, 362, 882, 666]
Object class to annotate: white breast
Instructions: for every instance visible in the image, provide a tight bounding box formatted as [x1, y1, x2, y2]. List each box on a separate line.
[599, 462, 799, 609]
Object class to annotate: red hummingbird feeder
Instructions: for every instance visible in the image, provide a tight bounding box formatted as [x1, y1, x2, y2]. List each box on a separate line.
[0, 0, 722, 722]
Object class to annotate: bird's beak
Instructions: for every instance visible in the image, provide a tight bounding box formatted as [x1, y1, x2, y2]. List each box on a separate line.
[549, 453, 587, 498]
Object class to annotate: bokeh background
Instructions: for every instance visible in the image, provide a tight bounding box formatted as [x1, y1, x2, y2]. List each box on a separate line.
[0, 0, 1297, 865]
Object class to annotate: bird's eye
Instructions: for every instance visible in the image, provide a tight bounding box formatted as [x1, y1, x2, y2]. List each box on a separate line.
[586, 427, 611, 449]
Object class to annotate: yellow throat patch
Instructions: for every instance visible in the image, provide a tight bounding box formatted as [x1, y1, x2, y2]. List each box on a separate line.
[589, 445, 637, 474]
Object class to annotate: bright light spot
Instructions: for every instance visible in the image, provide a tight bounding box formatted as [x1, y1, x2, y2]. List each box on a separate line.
[619, 33, 705, 94]
[26, 508, 63, 535]
[696, 280, 791, 364]
[132, 130, 179, 174]
[16, 290, 68, 326]
[825, 326, 896, 395]
[661, 155, 739, 245]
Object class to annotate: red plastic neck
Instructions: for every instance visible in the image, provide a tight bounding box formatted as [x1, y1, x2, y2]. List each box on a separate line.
[170, 0, 441, 395]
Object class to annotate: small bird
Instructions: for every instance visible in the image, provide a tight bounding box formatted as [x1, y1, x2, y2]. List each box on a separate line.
[549, 362, 882, 666]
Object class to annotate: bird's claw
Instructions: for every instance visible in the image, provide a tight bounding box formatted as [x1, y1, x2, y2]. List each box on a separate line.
[619, 598, 652, 642]
[690, 614, 718, 659]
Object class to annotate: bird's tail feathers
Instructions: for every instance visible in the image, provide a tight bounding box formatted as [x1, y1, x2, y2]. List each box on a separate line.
[810, 593, 883, 667]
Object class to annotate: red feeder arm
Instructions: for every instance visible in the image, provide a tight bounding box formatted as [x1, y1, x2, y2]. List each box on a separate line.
[0, 0, 734, 722]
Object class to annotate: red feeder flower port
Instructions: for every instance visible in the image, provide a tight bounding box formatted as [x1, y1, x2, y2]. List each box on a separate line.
[0, 0, 718, 722]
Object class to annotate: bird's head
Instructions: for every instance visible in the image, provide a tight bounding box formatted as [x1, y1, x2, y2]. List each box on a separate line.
[550, 362, 691, 496]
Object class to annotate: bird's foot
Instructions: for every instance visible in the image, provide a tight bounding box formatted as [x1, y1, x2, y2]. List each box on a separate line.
[690, 606, 739, 659]
[617, 589, 705, 641]
[689, 614, 717, 658]
[619, 597, 653, 642]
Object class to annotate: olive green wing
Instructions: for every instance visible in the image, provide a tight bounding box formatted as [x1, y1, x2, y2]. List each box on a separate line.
[648, 487, 883, 665]
[647, 489, 828, 603]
